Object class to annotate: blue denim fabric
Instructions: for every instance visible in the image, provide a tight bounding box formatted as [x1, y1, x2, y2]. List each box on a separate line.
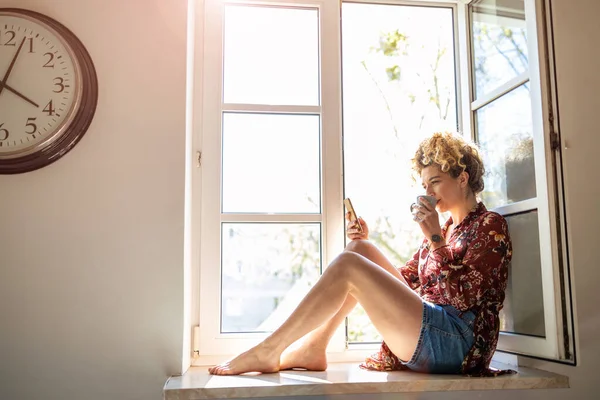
[402, 302, 476, 374]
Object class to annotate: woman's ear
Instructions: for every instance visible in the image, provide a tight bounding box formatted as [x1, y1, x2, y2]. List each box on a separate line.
[459, 171, 470, 189]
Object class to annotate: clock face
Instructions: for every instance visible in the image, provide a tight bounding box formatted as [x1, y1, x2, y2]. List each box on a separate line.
[0, 9, 97, 174]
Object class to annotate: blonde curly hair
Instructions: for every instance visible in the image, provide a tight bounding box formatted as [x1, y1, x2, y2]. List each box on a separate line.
[411, 132, 485, 194]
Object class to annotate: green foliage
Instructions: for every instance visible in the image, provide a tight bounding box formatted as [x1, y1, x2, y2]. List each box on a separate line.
[378, 30, 409, 57]
[386, 65, 401, 81]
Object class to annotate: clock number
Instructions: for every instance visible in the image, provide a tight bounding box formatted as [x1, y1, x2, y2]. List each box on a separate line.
[43, 52, 55, 68]
[3, 30, 16, 46]
[25, 118, 37, 134]
[53, 77, 65, 93]
[27, 37, 34, 53]
[43, 100, 55, 116]
[0, 123, 8, 140]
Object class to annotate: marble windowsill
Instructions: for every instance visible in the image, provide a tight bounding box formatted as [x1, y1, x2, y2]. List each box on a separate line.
[163, 362, 569, 399]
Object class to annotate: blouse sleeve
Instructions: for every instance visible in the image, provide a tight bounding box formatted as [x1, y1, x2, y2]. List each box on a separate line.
[399, 243, 423, 291]
[428, 213, 512, 310]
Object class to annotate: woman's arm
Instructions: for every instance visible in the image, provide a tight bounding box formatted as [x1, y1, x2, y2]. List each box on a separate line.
[428, 213, 512, 310]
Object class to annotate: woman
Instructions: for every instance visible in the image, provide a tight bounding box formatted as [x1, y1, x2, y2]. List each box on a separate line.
[209, 132, 512, 377]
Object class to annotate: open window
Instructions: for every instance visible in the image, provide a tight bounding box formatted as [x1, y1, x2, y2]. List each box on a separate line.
[466, 0, 574, 362]
[192, 0, 574, 365]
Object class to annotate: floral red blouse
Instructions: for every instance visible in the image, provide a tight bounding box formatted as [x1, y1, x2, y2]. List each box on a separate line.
[360, 202, 513, 376]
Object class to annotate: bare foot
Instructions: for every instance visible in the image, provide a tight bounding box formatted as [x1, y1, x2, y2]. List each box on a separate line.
[280, 343, 327, 371]
[208, 343, 281, 376]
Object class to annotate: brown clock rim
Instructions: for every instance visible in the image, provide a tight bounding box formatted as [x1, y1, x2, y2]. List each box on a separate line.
[0, 8, 98, 175]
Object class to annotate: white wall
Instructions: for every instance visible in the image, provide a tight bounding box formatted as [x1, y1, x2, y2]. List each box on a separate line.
[1, 0, 599, 399]
[0, 1, 188, 399]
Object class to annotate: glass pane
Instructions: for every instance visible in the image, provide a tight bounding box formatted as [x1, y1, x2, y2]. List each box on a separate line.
[222, 113, 320, 213]
[223, 5, 319, 105]
[221, 223, 321, 333]
[500, 211, 545, 337]
[471, 0, 529, 97]
[478, 84, 536, 209]
[341, 3, 456, 343]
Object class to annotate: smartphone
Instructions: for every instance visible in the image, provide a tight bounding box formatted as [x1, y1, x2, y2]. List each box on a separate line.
[344, 198, 363, 233]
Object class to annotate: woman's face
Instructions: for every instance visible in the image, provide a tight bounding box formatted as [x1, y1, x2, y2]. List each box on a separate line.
[420, 165, 468, 213]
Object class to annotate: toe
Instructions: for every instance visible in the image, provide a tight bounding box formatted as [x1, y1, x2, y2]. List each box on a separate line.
[209, 365, 223, 375]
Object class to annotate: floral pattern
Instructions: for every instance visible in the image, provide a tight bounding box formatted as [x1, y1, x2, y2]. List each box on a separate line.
[360, 202, 513, 376]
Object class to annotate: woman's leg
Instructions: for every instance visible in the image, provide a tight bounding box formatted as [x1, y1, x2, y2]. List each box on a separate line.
[280, 240, 410, 370]
[209, 247, 423, 375]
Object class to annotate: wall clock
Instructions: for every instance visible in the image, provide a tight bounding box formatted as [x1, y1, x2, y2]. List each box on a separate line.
[0, 8, 98, 174]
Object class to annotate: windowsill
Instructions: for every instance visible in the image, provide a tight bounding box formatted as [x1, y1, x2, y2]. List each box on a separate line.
[163, 361, 569, 399]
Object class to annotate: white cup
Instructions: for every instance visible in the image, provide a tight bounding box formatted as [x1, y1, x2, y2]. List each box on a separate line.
[410, 195, 437, 213]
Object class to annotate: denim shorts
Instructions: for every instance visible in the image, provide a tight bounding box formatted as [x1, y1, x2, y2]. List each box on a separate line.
[402, 302, 476, 374]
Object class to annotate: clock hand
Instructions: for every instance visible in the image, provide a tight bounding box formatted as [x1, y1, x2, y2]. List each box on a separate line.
[0, 79, 39, 108]
[0, 36, 26, 97]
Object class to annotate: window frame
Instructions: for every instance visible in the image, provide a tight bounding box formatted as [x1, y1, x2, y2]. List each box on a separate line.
[190, 0, 574, 366]
[196, 0, 348, 359]
[463, 0, 574, 362]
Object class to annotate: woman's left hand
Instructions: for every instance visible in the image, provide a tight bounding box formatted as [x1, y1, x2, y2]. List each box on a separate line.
[412, 198, 443, 242]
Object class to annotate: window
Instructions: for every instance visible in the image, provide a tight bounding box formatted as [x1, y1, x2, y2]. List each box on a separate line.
[340, 2, 457, 344]
[467, 0, 574, 362]
[197, 0, 347, 357]
[193, 0, 573, 364]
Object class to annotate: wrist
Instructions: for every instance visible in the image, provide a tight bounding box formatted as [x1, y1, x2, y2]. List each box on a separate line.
[429, 234, 446, 250]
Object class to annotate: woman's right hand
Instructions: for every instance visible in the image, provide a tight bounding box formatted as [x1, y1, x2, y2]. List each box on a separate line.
[346, 212, 369, 241]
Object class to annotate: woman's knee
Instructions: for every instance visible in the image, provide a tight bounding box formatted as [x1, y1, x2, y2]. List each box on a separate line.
[345, 239, 373, 256]
[328, 251, 365, 278]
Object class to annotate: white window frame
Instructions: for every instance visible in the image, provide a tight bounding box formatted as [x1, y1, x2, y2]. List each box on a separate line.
[462, 0, 573, 362]
[189, 0, 573, 366]
[196, 0, 348, 362]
